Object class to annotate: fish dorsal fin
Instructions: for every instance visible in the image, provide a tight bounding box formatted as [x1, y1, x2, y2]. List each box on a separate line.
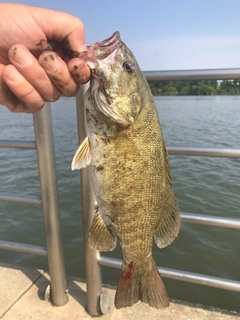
[89, 209, 117, 251]
[71, 137, 91, 170]
[154, 143, 181, 248]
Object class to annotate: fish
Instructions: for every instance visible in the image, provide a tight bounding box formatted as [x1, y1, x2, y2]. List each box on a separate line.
[71, 31, 180, 309]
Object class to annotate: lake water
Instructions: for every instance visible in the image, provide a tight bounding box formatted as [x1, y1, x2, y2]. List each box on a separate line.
[0, 95, 240, 312]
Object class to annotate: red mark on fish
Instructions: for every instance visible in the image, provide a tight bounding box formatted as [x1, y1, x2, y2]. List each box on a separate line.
[121, 261, 135, 280]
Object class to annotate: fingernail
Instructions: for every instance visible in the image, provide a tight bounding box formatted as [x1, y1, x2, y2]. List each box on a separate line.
[69, 59, 91, 84]
[41, 54, 59, 73]
[11, 46, 32, 66]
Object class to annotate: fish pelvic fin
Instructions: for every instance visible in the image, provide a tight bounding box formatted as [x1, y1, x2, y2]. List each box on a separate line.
[154, 186, 181, 248]
[89, 209, 117, 251]
[71, 137, 91, 170]
[115, 256, 169, 309]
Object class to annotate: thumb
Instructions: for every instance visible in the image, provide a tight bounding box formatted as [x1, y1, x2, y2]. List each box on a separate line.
[30, 6, 87, 55]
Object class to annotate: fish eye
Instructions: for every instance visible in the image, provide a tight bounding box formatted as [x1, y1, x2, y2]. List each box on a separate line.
[123, 61, 135, 74]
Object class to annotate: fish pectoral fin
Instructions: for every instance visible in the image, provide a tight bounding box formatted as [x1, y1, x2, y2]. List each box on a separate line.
[89, 209, 117, 251]
[71, 137, 91, 170]
[154, 187, 181, 248]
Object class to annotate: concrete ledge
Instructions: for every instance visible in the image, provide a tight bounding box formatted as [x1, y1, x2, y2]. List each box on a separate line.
[0, 263, 239, 320]
[0, 262, 44, 318]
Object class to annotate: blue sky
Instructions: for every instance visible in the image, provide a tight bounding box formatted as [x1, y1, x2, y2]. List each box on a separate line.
[3, 1, 240, 70]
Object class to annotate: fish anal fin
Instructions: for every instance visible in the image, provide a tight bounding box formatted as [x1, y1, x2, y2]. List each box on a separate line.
[154, 188, 181, 248]
[89, 209, 116, 251]
[71, 137, 91, 170]
[115, 256, 169, 309]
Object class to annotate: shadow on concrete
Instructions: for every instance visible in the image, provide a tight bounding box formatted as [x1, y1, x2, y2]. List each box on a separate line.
[0, 261, 43, 285]
[0, 262, 88, 310]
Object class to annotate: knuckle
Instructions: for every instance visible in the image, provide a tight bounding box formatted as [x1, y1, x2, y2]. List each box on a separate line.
[63, 86, 79, 97]
[19, 86, 36, 100]
[52, 75, 78, 97]
[18, 89, 45, 112]
[31, 102, 45, 112]
[36, 70, 49, 84]
[47, 92, 61, 102]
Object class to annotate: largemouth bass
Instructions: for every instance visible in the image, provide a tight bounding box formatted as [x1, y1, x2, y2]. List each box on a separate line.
[72, 32, 180, 309]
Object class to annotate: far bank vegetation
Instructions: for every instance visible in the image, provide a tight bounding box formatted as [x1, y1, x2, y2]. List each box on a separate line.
[148, 80, 240, 95]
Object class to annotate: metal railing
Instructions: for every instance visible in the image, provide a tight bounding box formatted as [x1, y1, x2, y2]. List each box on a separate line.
[0, 104, 68, 306]
[76, 68, 240, 315]
[143, 67, 240, 81]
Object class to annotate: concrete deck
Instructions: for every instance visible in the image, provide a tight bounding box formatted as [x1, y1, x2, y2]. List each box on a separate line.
[0, 262, 239, 320]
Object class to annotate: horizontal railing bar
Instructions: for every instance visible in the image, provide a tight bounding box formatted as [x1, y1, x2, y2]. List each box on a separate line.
[158, 266, 240, 292]
[0, 240, 47, 256]
[0, 193, 42, 205]
[167, 146, 240, 158]
[99, 256, 240, 292]
[0, 140, 36, 149]
[143, 68, 240, 81]
[181, 212, 240, 229]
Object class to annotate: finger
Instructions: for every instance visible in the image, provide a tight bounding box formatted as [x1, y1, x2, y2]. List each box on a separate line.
[0, 64, 18, 111]
[39, 51, 79, 96]
[3, 65, 45, 113]
[68, 58, 91, 84]
[8, 44, 61, 101]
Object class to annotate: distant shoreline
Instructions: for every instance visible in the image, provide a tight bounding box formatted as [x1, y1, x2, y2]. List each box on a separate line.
[148, 79, 240, 96]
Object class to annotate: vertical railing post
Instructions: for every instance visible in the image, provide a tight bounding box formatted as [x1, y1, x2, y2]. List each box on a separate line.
[76, 86, 103, 315]
[33, 103, 68, 306]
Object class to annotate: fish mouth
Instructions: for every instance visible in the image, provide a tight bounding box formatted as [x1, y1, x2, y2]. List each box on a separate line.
[94, 31, 121, 59]
[78, 32, 122, 65]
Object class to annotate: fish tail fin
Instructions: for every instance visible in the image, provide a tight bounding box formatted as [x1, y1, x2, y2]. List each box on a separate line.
[115, 256, 169, 309]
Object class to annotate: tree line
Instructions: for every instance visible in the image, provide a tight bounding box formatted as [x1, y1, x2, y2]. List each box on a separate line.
[148, 80, 240, 96]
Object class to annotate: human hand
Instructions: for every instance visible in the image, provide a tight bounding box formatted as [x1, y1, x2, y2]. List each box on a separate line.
[0, 3, 91, 113]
